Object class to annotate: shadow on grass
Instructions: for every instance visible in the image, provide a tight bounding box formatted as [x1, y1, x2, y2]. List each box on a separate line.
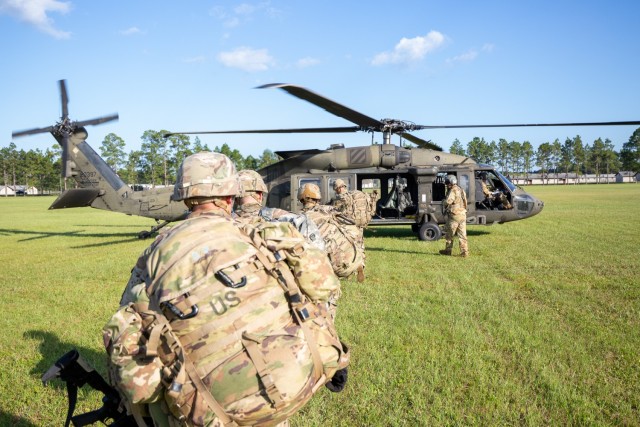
[0, 411, 38, 427]
[24, 329, 109, 392]
[22, 330, 112, 425]
[0, 227, 147, 248]
[364, 227, 415, 239]
[365, 227, 493, 239]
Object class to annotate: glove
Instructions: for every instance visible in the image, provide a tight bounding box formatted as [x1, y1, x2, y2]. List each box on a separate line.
[325, 367, 348, 393]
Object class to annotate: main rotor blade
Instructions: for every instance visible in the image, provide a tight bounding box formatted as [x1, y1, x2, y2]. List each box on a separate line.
[414, 120, 640, 130]
[12, 126, 55, 138]
[164, 126, 361, 138]
[399, 132, 442, 151]
[59, 80, 69, 119]
[258, 83, 383, 129]
[75, 113, 119, 128]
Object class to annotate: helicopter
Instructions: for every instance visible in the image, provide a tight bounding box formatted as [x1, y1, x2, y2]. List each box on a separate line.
[12, 80, 188, 238]
[13, 81, 640, 241]
[167, 83, 640, 241]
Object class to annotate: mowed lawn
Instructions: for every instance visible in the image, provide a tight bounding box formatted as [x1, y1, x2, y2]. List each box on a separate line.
[1, 184, 638, 426]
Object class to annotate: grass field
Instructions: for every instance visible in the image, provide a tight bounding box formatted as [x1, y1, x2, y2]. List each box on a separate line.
[1, 185, 639, 426]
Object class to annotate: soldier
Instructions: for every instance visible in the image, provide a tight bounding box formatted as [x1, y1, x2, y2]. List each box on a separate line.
[298, 183, 365, 282]
[110, 153, 349, 427]
[440, 174, 469, 257]
[235, 170, 325, 251]
[234, 169, 270, 223]
[299, 183, 334, 214]
[479, 172, 494, 200]
[331, 179, 367, 282]
[479, 172, 512, 210]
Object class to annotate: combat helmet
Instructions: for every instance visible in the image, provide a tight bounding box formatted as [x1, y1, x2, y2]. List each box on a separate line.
[298, 183, 321, 201]
[333, 178, 347, 191]
[173, 152, 239, 201]
[237, 169, 268, 197]
[444, 174, 457, 185]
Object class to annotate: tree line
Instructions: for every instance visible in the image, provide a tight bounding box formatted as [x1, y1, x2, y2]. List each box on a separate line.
[447, 127, 640, 179]
[0, 130, 280, 193]
[2, 128, 639, 193]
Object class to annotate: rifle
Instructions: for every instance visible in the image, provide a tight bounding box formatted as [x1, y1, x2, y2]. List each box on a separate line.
[41, 349, 139, 426]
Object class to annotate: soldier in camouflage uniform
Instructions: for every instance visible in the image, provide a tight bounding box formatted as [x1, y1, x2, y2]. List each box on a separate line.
[331, 179, 366, 282]
[234, 169, 269, 223]
[112, 153, 349, 427]
[234, 170, 325, 251]
[440, 174, 469, 257]
[298, 183, 365, 282]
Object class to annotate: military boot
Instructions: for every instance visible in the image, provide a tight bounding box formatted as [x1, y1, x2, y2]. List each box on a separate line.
[357, 266, 365, 283]
[439, 249, 452, 256]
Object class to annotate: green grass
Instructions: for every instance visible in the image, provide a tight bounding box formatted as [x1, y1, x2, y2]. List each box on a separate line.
[1, 185, 639, 426]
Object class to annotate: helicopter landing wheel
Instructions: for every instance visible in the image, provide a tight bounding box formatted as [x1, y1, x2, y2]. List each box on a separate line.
[418, 222, 442, 241]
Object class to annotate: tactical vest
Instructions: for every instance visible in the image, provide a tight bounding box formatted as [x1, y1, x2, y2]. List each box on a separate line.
[334, 190, 374, 227]
[304, 209, 364, 278]
[445, 185, 467, 216]
[104, 214, 349, 426]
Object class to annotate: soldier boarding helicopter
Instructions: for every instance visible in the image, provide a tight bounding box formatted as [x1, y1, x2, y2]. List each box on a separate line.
[12, 80, 188, 238]
[167, 83, 640, 241]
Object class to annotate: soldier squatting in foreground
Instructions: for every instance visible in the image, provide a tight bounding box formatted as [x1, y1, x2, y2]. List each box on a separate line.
[92, 152, 349, 426]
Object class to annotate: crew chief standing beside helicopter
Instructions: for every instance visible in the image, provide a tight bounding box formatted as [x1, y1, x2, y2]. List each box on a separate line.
[440, 175, 469, 258]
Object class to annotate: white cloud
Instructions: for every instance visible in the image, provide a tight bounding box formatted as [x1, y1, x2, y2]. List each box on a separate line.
[211, 1, 281, 28]
[482, 43, 495, 53]
[296, 57, 320, 68]
[446, 50, 478, 64]
[0, 0, 71, 39]
[120, 26, 142, 36]
[372, 31, 445, 66]
[217, 47, 274, 72]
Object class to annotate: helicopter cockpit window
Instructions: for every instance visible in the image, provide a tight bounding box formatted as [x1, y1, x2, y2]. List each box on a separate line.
[476, 170, 514, 210]
[496, 171, 517, 192]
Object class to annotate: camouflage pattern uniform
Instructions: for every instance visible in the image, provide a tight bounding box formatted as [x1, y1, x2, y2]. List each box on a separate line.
[233, 170, 325, 251]
[111, 154, 348, 427]
[441, 176, 468, 257]
[234, 170, 268, 225]
[331, 179, 366, 282]
[298, 183, 365, 282]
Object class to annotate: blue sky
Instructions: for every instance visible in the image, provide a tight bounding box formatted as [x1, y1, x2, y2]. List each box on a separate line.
[1, 0, 639, 159]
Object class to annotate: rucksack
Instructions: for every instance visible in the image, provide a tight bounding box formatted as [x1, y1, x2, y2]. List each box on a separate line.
[335, 190, 375, 227]
[103, 215, 349, 426]
[304, 209, 364, 278]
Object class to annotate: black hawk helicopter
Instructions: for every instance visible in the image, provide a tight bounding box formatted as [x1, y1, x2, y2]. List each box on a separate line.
[13, 80, 640, 240]
[167, 83, 640, 241]
[12, 80, 188, 238]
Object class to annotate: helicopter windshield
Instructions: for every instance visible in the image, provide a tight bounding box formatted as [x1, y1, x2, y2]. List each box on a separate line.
[495, 171, 516, 192]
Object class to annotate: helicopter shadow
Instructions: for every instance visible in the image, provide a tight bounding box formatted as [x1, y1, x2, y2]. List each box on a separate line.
[365, 227, 492, 239]
[0, 227, 145, 248]
[364, 227, 416, 239]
